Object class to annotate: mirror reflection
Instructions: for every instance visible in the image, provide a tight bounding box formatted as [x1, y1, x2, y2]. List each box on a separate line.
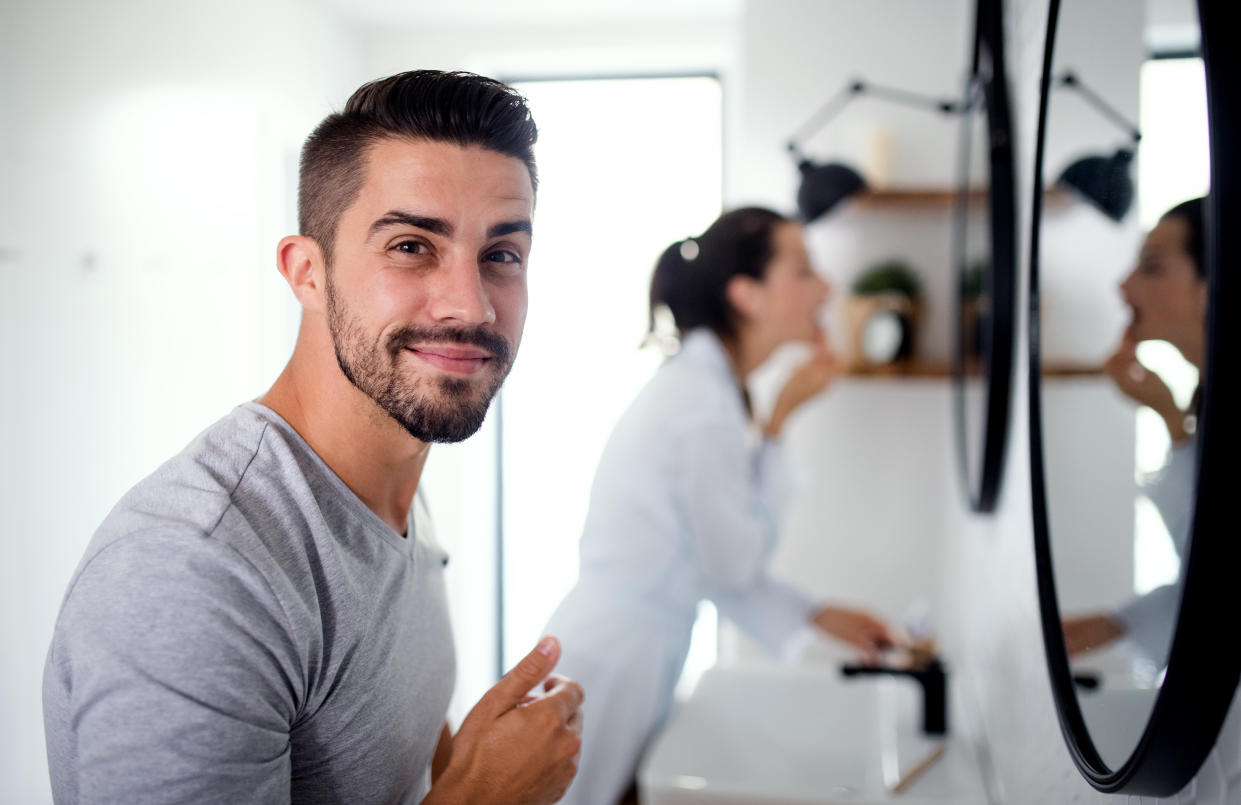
[955, 73, 994, 507]
[1039, 0, 1207, 770]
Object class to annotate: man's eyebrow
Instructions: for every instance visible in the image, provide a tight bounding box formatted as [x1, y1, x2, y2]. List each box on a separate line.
[369, 211, 453, 238]
[488, 220, 533, 239]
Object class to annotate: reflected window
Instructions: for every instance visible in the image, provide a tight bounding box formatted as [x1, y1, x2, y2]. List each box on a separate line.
[1131, 55, 1206, 596]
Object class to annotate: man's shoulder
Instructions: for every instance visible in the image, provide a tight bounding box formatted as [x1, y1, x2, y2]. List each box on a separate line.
[98, 404, 282, 543]
[53, 404, 316, 656]
[73, 403, 331, 594]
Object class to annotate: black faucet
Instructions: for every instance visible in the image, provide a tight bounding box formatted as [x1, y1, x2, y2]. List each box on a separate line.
[840, 659, 948, 736]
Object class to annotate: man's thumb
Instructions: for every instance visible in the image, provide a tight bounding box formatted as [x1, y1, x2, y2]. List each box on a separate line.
[479, 636, 560, 714]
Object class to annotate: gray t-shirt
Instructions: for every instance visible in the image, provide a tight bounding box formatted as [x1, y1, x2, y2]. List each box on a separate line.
[43, 402, 455, 804]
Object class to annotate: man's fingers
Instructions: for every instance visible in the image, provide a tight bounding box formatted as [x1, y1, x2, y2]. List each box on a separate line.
[476, 636, 560, 717]
[525, 676, 584, 723]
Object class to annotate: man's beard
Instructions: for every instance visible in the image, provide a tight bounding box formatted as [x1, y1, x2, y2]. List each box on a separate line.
[325, 274, 513, 443]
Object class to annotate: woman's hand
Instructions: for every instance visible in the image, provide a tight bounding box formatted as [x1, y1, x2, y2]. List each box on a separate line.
[812, 606, 896, 664]
[765, 335, 843, 438]
[1062, 613, 1126, 658]
[1103, 337, 1190, 442]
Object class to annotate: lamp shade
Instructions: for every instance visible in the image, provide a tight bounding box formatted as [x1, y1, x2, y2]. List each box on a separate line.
[1057, 147, 1135, 222]
[796, 160, 867, 222]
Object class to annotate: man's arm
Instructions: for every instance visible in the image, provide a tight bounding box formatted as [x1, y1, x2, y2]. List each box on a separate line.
[44, 531, 300, 805]
[431, 722, 453, 783]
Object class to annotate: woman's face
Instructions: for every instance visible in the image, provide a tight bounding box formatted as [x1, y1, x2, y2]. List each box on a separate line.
[1119, 215, 1207, 348]
[751, 222, 831, 344]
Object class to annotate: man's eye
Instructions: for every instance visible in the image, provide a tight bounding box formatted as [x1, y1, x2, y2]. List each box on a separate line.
[485, 250, 522, 265]
[394, 241, 428, 255]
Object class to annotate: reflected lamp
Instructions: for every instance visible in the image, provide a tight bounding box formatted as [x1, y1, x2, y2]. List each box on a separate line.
[1053, 71, 1142, 222]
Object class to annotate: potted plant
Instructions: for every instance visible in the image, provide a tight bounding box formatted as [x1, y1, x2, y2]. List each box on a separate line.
[844, 259, 924, 371]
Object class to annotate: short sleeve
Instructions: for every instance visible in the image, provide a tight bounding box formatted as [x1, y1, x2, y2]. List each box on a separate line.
[44, 530, 302, 805]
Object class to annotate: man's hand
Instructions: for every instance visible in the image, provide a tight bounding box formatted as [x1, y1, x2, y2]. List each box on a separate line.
[425, 637, 584, 805]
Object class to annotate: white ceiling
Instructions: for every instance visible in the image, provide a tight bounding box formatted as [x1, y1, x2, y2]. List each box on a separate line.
[311, 0, 742, 28]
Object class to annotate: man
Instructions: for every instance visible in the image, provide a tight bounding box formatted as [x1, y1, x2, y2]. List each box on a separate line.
[43, 70, 583, 805]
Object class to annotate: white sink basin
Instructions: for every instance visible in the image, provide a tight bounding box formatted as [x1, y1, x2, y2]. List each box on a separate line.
[638, 664, 991, 805]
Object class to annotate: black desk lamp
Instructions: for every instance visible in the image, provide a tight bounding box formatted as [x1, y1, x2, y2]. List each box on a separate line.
[786, 79, 960, 223]
[1053, 71, 1142, 222]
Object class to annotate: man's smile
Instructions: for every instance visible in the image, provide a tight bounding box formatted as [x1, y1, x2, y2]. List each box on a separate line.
[405, 344, 493, 375]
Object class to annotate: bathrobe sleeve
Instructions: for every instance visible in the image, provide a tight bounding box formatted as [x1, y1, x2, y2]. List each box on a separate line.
[1115, 437, 1197, 667]
[674, 422, 818, 657]
[1115, 582, 1182, 667]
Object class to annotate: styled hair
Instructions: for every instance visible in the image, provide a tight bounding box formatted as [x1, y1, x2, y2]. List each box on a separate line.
[298, 70, 538, 262]
[1161, 196, 1207, 278]
[648, 207, 792, 342]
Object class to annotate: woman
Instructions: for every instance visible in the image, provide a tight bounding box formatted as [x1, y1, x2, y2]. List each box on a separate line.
[543, 207, 896, 805]
[1063, 197, 1207, 660]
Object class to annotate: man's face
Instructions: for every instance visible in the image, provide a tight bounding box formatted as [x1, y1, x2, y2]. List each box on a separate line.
[324, 137, 533, 443]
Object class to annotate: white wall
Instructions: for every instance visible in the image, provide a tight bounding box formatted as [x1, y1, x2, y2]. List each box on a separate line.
[0, 2, 363, 801]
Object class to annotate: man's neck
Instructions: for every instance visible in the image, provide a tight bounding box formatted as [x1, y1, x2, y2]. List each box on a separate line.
[260, 342, 430, 537]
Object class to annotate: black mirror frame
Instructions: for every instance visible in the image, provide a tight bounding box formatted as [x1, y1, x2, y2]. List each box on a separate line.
[1030, 0, 1241, 793]
[952, 0, 1016, 514]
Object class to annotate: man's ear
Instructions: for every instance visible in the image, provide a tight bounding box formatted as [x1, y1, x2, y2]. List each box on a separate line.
[725, 274, 762, 320]
[277, 235, 327, 314]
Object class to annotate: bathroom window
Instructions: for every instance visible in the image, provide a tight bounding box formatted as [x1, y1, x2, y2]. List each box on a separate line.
[1132, 55, 1207, 595]
[498, 75, 724, 688]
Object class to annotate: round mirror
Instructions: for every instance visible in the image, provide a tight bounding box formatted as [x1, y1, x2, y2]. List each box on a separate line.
[1030, 0, 1241, 793]
[952, 0, 1016, 513]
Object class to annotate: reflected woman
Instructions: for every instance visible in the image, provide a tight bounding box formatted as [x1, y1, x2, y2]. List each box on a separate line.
[1063, 197, 1207, 660]
[543, 207, 897, 805]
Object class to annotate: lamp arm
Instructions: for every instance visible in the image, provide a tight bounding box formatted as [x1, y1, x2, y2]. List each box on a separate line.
[787, 79, 961, 156]
[860, 80, 961, 115]
[1057, 71, 1142, 144]
[787, 80, 865, 156]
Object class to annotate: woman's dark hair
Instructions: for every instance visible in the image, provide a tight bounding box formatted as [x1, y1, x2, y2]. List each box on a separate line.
[299, 70, 538, 264]
[1162, 196, 1207, 278]
[648, 206, 792, 341]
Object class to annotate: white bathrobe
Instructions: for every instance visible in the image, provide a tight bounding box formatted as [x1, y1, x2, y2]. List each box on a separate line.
[544, 328, 818, 805]
[1116, 433, 1198, 666]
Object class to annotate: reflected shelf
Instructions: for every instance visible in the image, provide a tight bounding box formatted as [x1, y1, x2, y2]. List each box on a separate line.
[1040, 362, 1105, 376]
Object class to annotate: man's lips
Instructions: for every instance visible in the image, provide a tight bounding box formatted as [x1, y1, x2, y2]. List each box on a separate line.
[405, 344, 493, 375]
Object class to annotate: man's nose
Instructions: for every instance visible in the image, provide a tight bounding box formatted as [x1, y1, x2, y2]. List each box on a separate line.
[430, 254, 496, 325]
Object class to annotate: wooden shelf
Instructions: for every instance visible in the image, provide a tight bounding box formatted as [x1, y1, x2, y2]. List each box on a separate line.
[1041, 362, 1105, 377]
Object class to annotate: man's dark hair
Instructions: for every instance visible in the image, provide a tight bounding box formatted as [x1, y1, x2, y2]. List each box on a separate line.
[298, 70, 538, 262]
